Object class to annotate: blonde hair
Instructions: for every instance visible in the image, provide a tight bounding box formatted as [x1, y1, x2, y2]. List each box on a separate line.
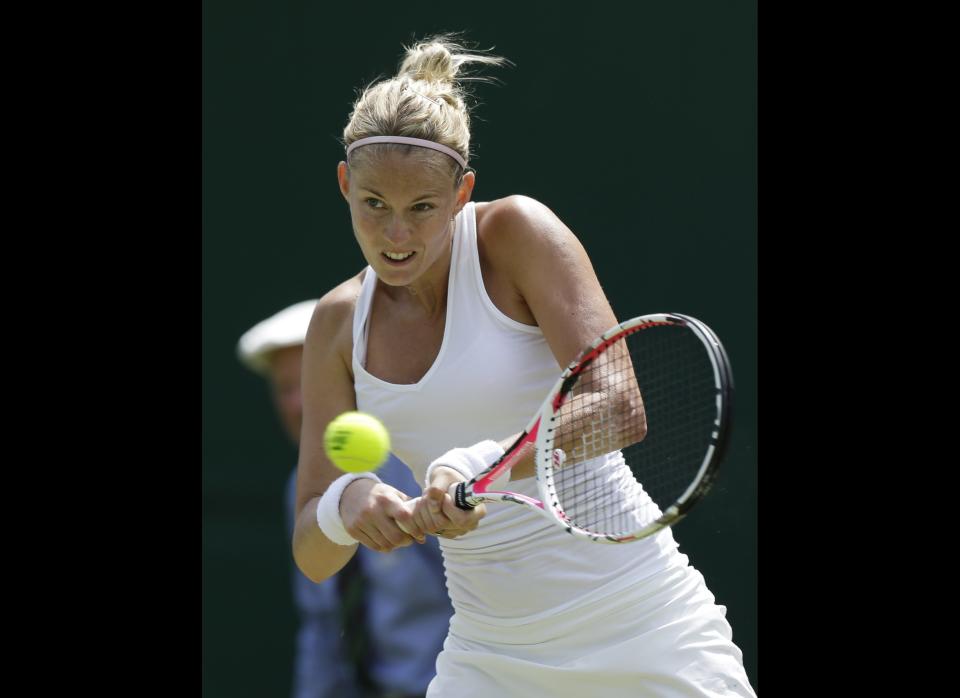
[343, 35, 509, 175]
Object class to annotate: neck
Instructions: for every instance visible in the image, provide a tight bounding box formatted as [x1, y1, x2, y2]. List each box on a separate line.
[383, 220, 454, 317]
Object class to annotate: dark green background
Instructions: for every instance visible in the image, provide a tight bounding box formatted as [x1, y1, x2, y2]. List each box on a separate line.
[203, 2, 756, 695]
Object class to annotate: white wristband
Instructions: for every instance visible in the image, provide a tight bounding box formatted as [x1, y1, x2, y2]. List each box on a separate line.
[425, 440, 505, 486]
[315, 472, 382, 546]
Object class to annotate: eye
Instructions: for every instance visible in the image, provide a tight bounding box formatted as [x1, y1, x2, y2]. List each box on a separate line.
[364, 198, 386, 210]
[412, 202, 435, 212]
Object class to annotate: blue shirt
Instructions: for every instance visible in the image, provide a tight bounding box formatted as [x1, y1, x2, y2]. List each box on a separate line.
[285, 455, 452, 698]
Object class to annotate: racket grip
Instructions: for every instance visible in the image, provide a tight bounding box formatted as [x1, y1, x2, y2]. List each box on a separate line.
[452, 481, 476, 510]
[400, 481, 462, 513]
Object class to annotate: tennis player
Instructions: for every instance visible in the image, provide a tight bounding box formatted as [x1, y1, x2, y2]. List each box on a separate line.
[293, 35, 756, 697]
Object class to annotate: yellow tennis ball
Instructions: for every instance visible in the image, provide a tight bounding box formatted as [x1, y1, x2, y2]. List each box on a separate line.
[323, 411, 391, 473]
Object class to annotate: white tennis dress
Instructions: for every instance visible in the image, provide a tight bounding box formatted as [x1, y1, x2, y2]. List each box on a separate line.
[353, 202, 756, 697]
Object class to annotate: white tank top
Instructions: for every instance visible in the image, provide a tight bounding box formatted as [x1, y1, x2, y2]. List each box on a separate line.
[353, 201, 681, 621]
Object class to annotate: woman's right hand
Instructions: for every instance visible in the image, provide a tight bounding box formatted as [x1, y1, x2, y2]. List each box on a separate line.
[407, 465, 487, 540]
[339, 478, 426, 551]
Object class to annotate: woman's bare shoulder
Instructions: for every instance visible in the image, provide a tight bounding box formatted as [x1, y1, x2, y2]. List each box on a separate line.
[475, 195, 577, 263]
[475, 194, 557, 234]
[309, 269, 367, 354]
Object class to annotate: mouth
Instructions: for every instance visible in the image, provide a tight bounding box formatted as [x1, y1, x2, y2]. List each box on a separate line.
[382, 250, 416, 265]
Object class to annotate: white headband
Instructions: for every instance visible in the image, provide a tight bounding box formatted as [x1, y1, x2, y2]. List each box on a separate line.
[346, 136, 467, 169]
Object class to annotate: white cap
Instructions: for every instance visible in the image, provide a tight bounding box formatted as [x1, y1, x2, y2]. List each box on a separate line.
[237, 299, 319, 375]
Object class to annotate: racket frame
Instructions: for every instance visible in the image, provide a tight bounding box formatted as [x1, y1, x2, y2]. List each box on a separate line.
[450, 312, 734, 542]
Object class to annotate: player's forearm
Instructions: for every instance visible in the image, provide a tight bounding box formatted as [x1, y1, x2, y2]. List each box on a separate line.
[554, 388, 646, 460]
[509, 385, 645, 482]
[292, 496, 357, 583]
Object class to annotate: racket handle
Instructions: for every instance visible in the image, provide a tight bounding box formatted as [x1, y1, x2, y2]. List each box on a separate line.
[452, 481, 476, 510]
[400, 481, 465, 513]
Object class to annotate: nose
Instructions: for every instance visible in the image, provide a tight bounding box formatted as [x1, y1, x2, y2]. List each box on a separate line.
[383, 215, 412, 245]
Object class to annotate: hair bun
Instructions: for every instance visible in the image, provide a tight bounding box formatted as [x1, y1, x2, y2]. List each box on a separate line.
[399, 41, 458, 83]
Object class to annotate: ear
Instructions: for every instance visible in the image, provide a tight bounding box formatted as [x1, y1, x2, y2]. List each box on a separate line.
[337, 161, 350, 200]
[453, 170, 476, 215]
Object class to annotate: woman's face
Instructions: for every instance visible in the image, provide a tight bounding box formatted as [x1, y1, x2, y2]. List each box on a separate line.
[338, 149, 474, 289]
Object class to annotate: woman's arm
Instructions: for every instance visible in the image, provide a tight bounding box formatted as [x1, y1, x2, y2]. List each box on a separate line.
[292, 276, 422, 583]
[410, 195, 628, 533]
[477, 195, 625, 480]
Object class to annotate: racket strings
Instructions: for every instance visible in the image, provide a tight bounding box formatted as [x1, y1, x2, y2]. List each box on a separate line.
[557, 459, 661, 534]
[551, 325, 718, 536]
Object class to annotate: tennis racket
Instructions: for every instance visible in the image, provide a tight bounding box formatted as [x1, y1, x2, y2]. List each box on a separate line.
[405, 313, 734, 543]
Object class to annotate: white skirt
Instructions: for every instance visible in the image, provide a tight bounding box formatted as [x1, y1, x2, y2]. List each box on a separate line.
[427, 555, 756, 697]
